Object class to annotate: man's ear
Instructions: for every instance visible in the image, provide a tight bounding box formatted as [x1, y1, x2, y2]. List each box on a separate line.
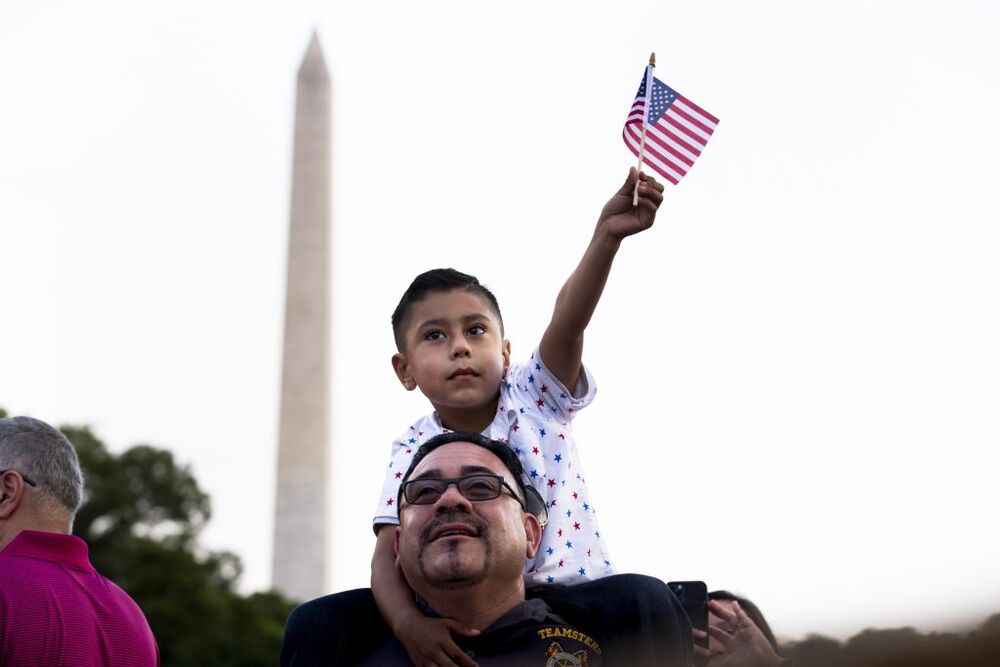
[501, 339, 512, 374]
[522, 512, 542, 560]
[391, 353, 415, 391]
[0, 472, 25, 520]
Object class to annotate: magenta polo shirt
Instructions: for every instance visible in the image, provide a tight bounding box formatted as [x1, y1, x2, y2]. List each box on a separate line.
[0, 529, 159, 667]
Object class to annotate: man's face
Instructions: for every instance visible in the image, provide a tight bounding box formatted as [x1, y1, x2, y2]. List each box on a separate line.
[392, 289, 510, 417]
[394, 442, 540, 593]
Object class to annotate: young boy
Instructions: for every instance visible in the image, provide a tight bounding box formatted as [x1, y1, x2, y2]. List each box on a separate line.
[372, 168, 664, 666]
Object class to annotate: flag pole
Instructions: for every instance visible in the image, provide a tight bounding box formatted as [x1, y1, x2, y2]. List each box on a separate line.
[633, 52, 656, 206]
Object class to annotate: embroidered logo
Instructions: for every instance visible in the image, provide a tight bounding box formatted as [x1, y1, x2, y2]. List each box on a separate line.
[544, 641, 590, 666]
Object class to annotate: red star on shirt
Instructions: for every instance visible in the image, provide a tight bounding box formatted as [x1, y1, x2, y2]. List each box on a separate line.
[572, 492, 578, 500]
[557, 529, 563, 537]
[386, 499, 393, 506]
[547, 478, 556, 487]
[573, 522, 581, 530]
[395, 472, 402, 479]
[558, 433, 566, 440]
[540, 384, 549, 393]
[512, 424, 520, 431]
[535, 398, 545, 407]
[558, 559, 564, 567]
[532, 446, 540, 455]
[405, 448, 412, 454]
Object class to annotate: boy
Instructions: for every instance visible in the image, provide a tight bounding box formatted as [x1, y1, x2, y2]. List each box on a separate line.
[372, 168, 664, 666]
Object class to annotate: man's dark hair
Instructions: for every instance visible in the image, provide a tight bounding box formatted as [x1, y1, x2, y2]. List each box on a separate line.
[397, 431, 546, 525]
[390, 268, 504, 351]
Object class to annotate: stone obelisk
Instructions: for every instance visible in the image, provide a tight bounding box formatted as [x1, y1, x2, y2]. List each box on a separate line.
[272, 33, 331, 602]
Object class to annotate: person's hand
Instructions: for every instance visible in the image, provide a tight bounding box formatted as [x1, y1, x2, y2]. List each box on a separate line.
[395, 611, 480, 667]
[693, 600, 785, 667]
[596, 167, 665, 242]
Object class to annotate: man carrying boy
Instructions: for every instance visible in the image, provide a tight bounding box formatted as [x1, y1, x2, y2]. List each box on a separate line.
[280, 432, 692, 666]
[372, 168, 665, 665]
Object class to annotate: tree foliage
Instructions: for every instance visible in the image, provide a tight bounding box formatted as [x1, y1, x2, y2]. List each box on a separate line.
[54, 423, 294, 667]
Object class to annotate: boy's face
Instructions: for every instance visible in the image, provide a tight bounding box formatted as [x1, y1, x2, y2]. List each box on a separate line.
[392, 289, 511, 422]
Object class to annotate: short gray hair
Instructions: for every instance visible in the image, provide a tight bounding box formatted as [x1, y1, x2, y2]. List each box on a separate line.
[0, 416, 84, 515]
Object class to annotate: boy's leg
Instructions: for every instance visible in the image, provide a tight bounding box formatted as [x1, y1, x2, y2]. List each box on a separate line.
[529, 573, 693, 666]
[279, 588, 391, 666]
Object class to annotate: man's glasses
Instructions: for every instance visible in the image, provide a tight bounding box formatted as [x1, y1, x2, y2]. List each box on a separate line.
[401, 474, 525, 509]
[0, 470, 38, 487]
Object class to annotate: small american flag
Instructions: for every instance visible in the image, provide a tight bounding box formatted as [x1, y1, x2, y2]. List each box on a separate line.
[623, 69, 719, 184]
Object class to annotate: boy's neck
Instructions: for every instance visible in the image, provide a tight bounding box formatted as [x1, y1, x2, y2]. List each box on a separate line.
[434, 401, 497, 434]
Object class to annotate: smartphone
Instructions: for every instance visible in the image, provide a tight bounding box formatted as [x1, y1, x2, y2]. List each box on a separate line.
[668, 580, 709, 666]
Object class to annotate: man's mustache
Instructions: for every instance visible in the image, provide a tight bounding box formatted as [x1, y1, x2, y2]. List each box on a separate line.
[419, 512, 489, 545]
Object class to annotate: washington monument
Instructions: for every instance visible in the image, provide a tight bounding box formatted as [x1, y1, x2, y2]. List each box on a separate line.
[272, 33, 331, 602]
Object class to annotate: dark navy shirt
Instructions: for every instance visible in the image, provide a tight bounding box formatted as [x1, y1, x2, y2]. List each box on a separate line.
[360, 597, 603, 666]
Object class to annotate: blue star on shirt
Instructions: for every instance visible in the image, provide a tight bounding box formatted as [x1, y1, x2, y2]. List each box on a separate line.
[565, 510, 572, 517]
[547, 576, 554, 583]
[553, 453, 561, 463]
[578, 567, 586, 576]
[528, 374, 535, 384]
[408, 438, 416, 444]
[539, 428, 546, 438]
[565, 540, 573, 549]
[530, 469, 539, 478]
[546, 547, 554, 555]
[535, 362, 542, 371]
[582, 503, 590, 511]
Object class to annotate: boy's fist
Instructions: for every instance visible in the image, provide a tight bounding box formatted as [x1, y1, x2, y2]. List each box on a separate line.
[598, 167, 664, 241]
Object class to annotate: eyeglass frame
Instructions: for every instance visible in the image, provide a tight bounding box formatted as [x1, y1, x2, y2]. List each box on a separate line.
[399, 473, 526, 511]
[0, 469, 38, 487]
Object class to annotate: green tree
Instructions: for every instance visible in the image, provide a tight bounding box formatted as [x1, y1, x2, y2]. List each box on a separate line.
[57, 423, 294, 666]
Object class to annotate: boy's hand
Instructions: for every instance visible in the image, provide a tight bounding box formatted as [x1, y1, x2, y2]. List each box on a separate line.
[597, 167, 665, 242]
[396, 611, 480, 667]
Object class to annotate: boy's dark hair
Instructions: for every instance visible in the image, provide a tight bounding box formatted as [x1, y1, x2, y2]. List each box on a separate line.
[397, 431, 547, 526]
[391, 268, 504, 350]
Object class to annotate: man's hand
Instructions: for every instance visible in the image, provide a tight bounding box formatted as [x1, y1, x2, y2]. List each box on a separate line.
[692, 600, 785, 667]
[597, 167, 665, 243]
[395, 612, 480, 667]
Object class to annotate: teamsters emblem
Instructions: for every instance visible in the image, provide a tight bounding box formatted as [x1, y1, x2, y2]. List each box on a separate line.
[545, 641, 590, 666]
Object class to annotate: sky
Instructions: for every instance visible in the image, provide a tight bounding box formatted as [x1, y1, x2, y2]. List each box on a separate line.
[2, 0, 999, 642]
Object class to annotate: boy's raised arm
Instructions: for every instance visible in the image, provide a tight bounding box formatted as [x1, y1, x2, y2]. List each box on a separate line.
[371, 526, 479, 667]
[540, 168, 664, 391]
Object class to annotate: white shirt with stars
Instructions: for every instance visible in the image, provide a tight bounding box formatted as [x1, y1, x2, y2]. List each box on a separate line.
[372, 347, 615, 586]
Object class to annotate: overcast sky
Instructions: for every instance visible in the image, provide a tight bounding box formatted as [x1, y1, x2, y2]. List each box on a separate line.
[2, 0, 999, 641]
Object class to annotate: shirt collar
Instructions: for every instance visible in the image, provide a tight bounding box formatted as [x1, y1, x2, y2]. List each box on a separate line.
[0, 529, 94, 572]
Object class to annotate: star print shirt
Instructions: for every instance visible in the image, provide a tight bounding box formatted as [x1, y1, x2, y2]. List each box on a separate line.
[372, 347, 615, 585]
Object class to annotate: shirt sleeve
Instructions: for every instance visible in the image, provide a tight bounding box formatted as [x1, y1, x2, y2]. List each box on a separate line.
[504, 347, 596, 423]
[371, 436, 416, 531]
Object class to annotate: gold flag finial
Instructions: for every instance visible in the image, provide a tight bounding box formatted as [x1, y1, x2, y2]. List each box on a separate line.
[649, 52, 656, 66]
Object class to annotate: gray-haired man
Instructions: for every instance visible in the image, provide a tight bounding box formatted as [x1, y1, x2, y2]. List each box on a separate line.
[0, 416, 159, 666]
